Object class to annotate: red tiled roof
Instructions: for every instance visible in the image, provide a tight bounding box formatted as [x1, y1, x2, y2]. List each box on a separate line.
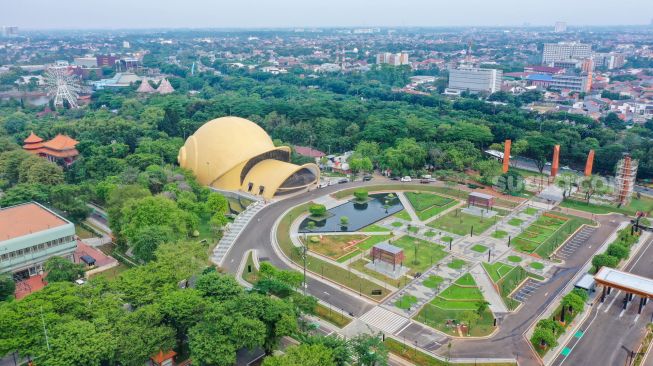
[294, 145, 325, 158]
[24, 132, 43, 144]
[41, 134, 78, 151]
[151, 350, 177, 364]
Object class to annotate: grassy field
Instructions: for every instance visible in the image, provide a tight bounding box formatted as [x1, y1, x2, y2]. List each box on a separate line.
[361, 224, 391, 232]
[428, 208, 503, 236]
[415, 274, 495, 337]
[314, 303, 352, 328]
[394, 210, 412, 221]
[390, 236, 449, 273]
[304, 234, 393, 262]
[482, 262, 515, 283]
[471, 244, 488, 253]
[511, 212, 592, 258]
[507, 255, 522, 263]
[385, 338, 516, 366]
[560, 196, 653, 216]
[448, 258, 466, 270]
[524, 207, 538, 215]
[422, 275, 444, 289]
[89, 263, 130, 280]
[277, 203, 391, 299]
[395, 294, 419, 309]
[75, 225, 99, 239]
[405, 192, 459, 220]
[492, 230, 508, 239]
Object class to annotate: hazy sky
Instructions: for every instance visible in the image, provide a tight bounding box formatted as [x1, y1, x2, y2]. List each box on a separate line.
[3, 0, 653, 29]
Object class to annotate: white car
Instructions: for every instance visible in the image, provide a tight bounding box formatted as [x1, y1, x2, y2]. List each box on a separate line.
[401, 176, 412, 182]
[75, 278, 86, 285]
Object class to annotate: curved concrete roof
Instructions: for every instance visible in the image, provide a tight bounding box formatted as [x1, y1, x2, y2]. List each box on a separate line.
[178, 116, 276, 185]
[178, 116, 319, 199]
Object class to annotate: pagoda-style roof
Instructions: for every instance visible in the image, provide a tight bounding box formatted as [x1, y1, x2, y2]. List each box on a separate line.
[151, 349, 176, 365]
[24, 132, 44, 144]
[137, 78, 156, 93]
[42, 134, 79, 151]
[156, 78, 175, 94]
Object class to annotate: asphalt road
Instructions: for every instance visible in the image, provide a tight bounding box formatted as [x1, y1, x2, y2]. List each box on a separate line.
[551, 234, 653, 366]
[439, 213, 624, 366]
[221, 180, 381, 317]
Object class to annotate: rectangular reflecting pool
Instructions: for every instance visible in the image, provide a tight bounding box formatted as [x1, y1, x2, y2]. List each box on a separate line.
[299, 193, 403, 233]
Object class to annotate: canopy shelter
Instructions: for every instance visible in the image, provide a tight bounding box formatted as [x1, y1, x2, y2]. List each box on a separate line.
[468, 192, 494, 210]
[595, 267, 653, 313]
[80, 255, 96, 266]
[371, 242, 404, 270]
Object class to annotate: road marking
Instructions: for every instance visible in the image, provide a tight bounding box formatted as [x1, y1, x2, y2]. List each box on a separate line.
[619, 309, 627, 318]
[634, 314, 641, 323]
[604, 290, 621, 313]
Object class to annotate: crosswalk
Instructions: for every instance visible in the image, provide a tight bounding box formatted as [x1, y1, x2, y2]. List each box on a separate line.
[212, 201, 263, 265]
[556, 227, 595, 259]
[359, 306, 410, 334]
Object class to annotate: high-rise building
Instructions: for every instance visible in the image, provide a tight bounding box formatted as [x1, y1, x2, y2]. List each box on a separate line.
[447, 67, 503, 94]
[554, 21, 567, 33]
[542, 42, 592, 64]
[1, 26, 18, 37]
[376, 52, 409, 66]
[593, 53, 626, 70]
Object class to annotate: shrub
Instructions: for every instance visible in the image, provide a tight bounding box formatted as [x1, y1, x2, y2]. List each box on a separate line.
[354, 189, 368, 201]
[607, 243, 629, 260]
[592, 253, 619, 270]
[309, 204, 327, 217]
[340, 216, 349, 226]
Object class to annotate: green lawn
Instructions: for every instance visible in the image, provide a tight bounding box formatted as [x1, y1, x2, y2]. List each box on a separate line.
[454, 273, 477, 286]
[242, 251, 260, 284]
[471, 244, 488, 253]
[407, 225, 419, 233]
[492, 230, 508, 239]
[314, 303, 352, 328]
[422, 275, 444, 289]
[394, 210, 412, 221]
[507, 255, 522, 263]
[391, 221, 403, 227]
[406, 192, 454, 211]
[415, 275, 495, 337]
[507, 218, 523, 226]
[448, 258, 466, 270]
[428, 209, 501, 236]
[424, 230, 436, 237]
[512, 212, 593, 258]
[404, 192, 459, 221]
[395, 294, 419, 310]
[524, 207, 538, 215]
[529, 262, 544, 270]
[361, 224, 391, 232]
[482, 262, 515, 283]
[278, 203, 391, 299]
[560, 196, 653, 216]
[390, 236, 449, 273]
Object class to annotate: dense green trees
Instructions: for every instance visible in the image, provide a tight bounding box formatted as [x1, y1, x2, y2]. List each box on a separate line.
[44, 256, 85, 283]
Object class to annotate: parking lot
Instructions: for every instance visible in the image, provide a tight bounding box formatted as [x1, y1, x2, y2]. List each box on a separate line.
[556, 227, 596, 260]
[512, 278, 545, 303]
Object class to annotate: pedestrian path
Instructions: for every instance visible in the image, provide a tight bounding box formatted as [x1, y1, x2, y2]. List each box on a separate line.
[469, 264, 508, 313]
[359, 306, 410, 334]
[212, 201, 263, 265]
[397, 192, 420, 222]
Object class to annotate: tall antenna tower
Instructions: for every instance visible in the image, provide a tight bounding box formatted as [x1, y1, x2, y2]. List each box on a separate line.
[44, 66, 81, 109]
[615, 154, 638, 205]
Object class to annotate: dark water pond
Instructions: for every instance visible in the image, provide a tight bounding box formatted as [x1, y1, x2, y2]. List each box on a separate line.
[299, 193, 403, 233]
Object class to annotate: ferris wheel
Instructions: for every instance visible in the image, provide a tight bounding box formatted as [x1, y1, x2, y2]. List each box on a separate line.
[44, 66, 81, 109]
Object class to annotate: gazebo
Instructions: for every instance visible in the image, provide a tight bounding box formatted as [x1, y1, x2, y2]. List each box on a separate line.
[468, 192, 495, 210]
[371, 242, 404, 271]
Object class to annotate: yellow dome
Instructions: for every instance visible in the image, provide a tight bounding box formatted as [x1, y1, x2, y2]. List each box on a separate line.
[178, 116, 276, 185]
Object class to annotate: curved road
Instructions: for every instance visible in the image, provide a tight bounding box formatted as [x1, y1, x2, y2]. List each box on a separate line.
[222, 181, 380, 316]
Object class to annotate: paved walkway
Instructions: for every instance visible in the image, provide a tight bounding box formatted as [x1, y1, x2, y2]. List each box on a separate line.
[469, 264, 508, 313]
[397, 192, 420, 223]
[212, 201, 264, 265]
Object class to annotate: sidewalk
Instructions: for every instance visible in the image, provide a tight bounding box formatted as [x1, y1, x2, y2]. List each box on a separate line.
[397, 192, 420, 223]
[470, 264, 509, 313]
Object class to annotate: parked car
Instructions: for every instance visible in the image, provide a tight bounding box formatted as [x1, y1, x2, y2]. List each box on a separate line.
[401, 176, 412, 182]
[363, 175, 373, 181]
[390, 176, 400, 181]
[338, 178, 349, 184]
[420, 178, 430, 184]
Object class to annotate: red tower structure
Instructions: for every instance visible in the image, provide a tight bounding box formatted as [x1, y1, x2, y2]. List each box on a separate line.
[585, 150, 595, 177]
[551, 145, 561, 178]
[615, 154, 638, 205]
[502, 139, 511, 173]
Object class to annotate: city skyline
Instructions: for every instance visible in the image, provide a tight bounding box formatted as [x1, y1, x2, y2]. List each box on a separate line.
[2, 0, 653, 29]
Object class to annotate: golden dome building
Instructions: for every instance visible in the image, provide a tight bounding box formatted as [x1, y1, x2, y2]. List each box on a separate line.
[178, 117, 320, 199]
